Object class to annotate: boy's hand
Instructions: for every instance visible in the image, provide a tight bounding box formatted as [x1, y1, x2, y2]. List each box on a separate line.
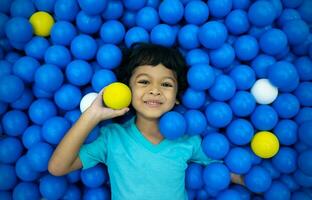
[86, 88, 130, 122]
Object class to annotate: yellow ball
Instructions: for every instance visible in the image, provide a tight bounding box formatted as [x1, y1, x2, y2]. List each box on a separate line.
[29, 11, 54, 37]
[103, 82, 132, 110]
[251, 131, 280, 158]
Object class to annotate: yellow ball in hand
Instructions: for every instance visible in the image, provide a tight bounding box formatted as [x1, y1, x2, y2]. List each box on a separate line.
[251, 131, 280, 158]
[29, 11, 54, 37]
[103, 82, 132, 110]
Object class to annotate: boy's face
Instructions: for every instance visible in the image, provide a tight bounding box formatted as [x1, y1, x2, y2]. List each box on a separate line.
[129, 64, 178, 120]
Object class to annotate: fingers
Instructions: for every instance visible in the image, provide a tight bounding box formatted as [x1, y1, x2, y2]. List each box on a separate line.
[112, 107, 130, 117]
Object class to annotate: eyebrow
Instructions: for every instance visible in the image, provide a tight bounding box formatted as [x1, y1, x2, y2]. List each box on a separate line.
[135, 73, 177, 82]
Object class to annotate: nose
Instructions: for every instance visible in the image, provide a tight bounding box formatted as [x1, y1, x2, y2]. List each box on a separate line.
[149, 88, 161, 95]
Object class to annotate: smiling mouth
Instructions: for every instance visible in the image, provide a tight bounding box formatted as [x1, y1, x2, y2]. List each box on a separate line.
[144, 100, 163, 106]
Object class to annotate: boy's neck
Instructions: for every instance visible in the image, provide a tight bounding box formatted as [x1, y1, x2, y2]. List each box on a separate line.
[135, 116, 164, 144]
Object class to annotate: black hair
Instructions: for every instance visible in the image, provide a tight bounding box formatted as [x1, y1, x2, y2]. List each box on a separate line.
[115, 43, 188, 100]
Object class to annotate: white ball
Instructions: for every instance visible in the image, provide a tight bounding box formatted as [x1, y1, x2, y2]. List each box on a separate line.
[251, 79, 278, 104]
[80, 92, 98, 113]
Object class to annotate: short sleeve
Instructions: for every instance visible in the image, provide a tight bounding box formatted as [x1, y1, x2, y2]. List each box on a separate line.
[189, 135, 220, 165]
[79, 127, 108, 169]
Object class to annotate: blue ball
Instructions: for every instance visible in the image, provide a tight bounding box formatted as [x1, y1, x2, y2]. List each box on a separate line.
[13, 182, 40, 200]
[0, 164, 17, 190]
[81, 165, 108, 188]
[54, 0, 79, 21]
[45, 45, 72, 69]
[0, 75, 24, 103]
[185, 48, 209, 66]
[295, 107, 312, 124]
[294, 82, 312, 106]
[54, 84, 82, 110]
[234, 35, 259, 61]
[26, 142, 53, 172]
[278, 8, 301, 27]
[64, 109, 81, 124]
[125, 27, 149, 48]
[259, 28, 288, 55]
[230, 185, 251, 200]
[210, 43, 235, 69]
[71, 34, 97, 60]
[205, 102, 233, 128]
[216, 189, 241, 200]
[298, 150, 312, 176]
[282, 20, 309, 45]
[0, 137, 23, 164]
[5, 17, 33, 43]
[0, 60, 11, 78]
[294, 170, 312, 188]
[202, 132, 230, 159]
[136, 7, 159, 31]
[292, 191, 312, 200]
[151, 24, 176, 47]
[123, 0, 146, 11]
[294, 56, 312, 81]
[159, 0, 184, 24]
[274, 120, 298, 145]
[159, 111, 186, 139]
[244, 166, 272, 193]
[85, 126, 100, 144]
[184, 1, 209, 25]
[146, 0, 160, 8]
[273, 93, 300, 118]
[10, 88, 33, 110]
[251, 54, 276, 78]
[298, 0, 312, 23]
[185, 163, 204, 190]
[182, 88, 206, 109]
[203, 163, 231, 190]
[226, 118, 254, 145]
[2, 110, 28, 136]
[96, 44, 122, 69]
[28, 98, 57, 125]
[78, 0, 107, 15]
[264, 181, 291, 200]
[0, 13, 9, 38]
[209, 75, 236, 101]
[22, 125, 43, 149]
[76, 11, 102, 34]
[34, 64, 64, 92]
[83, 187, 110, 200]
[42, 117, 70, 145]
[0, 0, 10, 14]
[280, 175, 300, 192]
[62, 185, 81, 199]
[281, 0, 303, 8]
[178, 24, 199, 50]
[0, 102, 8, 115]
[298, 120, 312, 147]
[100, 20, 125, 44]
[40, 174, 68, 199]
[229, 65, 255, 90]
[121, 10, 136, 28]
[33, 0, 55, 12]
[91, 69, 117, 92]
[225, 9, 249, 35]
[248, 1, 276, 27]
[187, 64, 215, 91]
[198, 21, 228, 49]
[51, 21, 77, 46]
[102, 0, 124, 20]
[25, 36, 50, 60]
[67, 170, 81, 183]
[10, 0, 35, 18]
[261, 160, 281, 179]
[66, 60, 93, 86]
[225, 147, 252, 174]
[267, 61, 299, 92]
[251, 105, 278, 130]
[184, 110, 207, 136]
[208, 0, 232, 18]
[13, 56, 40, 83]
[272, 147, 297, 173]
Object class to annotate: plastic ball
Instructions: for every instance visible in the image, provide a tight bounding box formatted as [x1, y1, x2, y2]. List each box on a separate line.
[81, 165, 108, 188]
[187, 64, 215, 91]
[182, 88, 206, 109]
[230, 65, 255, 90]
[202, 132, 230, 159]
[185, 163, 204, 190]
[13, 182, 40, 200]
[70, 34, 97, 60]
[208, 0, 232, 18]
[272, 147, 297, 173]
[29, 11, 54, 37]
[205, 102, 233, 128]
[76, 11, 102, 35]
[22, 125, 43, 149]
[150, 24, 176, 47]
[54, 0, 79, 22]
[225, 147, 252, 174]
[178, 24, 199, 50]
[50, 21, 77, 46]
[267, 61, 299, 92]
[25, 36, 49, 60]
[226, 118, 254, 145]
[264, 181, 291, 200]
[26, 142, 53, 172]
[34, 64, 64, 92]
[209, 75, 236, 101]
[0, 60, 11, 78]
[124, 27, 149, 48]
[229, 91, 256, 117]
[123, 0, 146, 11]
[251, 54, 276, 78]
[40, 174, 68, 199]
[83, 187, 110, 200]
[248, 1, 276, 27]
[292, 191, 312, 200]
[280, 175, 300, 192]
[5, 17, 33, 43]
[274, 120, 298, 146]
[136, 7, 159, 31]
[298, 0, 312, 23]
[96, 44, 122, 69]
[63, 184, 81, 199]
[294, 169, 312, 188]
[42, 117, 70, 145]
[100, 20, 125, 45]
[298, 150, 312, 176]
[159, 0, 184, 25]
[32, 83, 53, 98]
[121, 10, 136, 28]
[0, 137, 23, 164]
[203, 163, 231, 191]
[294, 56, 312, 81]
[33, 0, 55, 12]
[296, 107, 312, 124]
[282, 19, 309, 45]
[28, 98, 57, 125]
[294, 82, 312, 106]
[225, 9, 249, 35]
[2, 110, 28, 136]
[80, 92, 98, 113]
[15, 156, 40, 181]
[298, 120, 312, 147]
[185, 48, 209, 66]
[198, 21, 228, 49]
[251, 79, 278, 104]
[102, 0, 124, 20]
[261, 159, 281, 179]
[159, 111, 186, 139]
[234, 35, 259, 61]
[216, 189, 241, 200]
[184, 1, 208, 25]
[184, 110, 207, 136]
[44, 45, 72, 69]
[10, 0, 35, 18]
[103, 82, 131, 110]
[78, 0, 107, 15]
[12, 56, 40, 83]
[244, 166, 272, 193]
[210, 43, 235, 69]
[251, 131, 279, 158]
[92, 69, 117, 92]
[66, 60, 93, 86]
[272, 93, 300, 118]
[0, 164, 17, 190]
[54, 84, 82, 110]
[259, 28, 288, 55]
[0, 75, 24, 103]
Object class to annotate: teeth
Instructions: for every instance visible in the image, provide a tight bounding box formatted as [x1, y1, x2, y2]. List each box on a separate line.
[145, 101, 161, 105]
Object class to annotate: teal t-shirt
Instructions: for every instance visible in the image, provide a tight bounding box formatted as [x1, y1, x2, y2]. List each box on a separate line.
[79, 117, 214, 200]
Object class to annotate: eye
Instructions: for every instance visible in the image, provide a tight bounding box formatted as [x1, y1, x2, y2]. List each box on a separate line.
[161, 82, 173, 87]
[138, 80, 149, 85]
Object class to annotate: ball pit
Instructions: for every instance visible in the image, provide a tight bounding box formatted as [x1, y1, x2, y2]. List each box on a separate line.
[0, 0, 312, 199]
